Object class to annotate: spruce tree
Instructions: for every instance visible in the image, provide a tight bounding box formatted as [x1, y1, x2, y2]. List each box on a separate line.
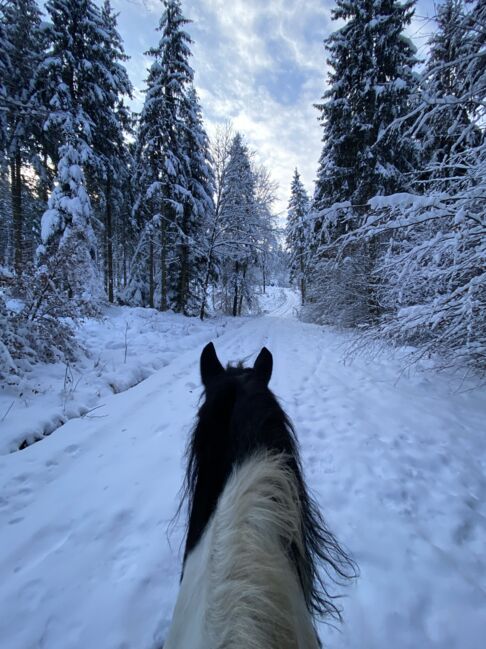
[0, 13, 12, 269]
[37, 0, 105, 310]
[132, 0, 194, 311]
[0, 12, 12, 158]
[314, 1, 373, 212]
[286, 169, 310, 305]
[178, 85, 215, 314]
[40, 144, 101, 307]
[328, 0, 486, 370]
[464, 0, 486, 106]
[219, 133, 259, 316]
[371, 0, 418, 196]
[93, 0, 133, 303]
[421, 0, 480, 182]
[315, 0, 417, 210]
[1, 0, 45, 275]
[311, 0, 418, 326]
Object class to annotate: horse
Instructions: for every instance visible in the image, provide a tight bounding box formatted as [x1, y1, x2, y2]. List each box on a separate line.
[165, 343, 356, 648]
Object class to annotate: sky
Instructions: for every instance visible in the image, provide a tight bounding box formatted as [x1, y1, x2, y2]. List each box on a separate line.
[112, 0, 438, 217]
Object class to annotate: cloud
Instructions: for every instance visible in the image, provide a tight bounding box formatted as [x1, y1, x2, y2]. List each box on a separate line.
[113, 0, 437, 217]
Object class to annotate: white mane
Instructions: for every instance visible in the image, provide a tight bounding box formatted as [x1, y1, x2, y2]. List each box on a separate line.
[165, 453, 320, 649]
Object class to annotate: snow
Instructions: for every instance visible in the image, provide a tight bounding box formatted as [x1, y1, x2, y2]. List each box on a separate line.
[368, 192, 448, 210]
[1, 288, 486, 649]
[4, 298, 25, 314]
[0, 305, 237, 454]
[40, 208, 60, 244]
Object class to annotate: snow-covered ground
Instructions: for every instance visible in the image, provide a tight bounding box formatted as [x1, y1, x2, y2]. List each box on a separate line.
[1, 288, 485, 649]
[0, 306, 243, 453]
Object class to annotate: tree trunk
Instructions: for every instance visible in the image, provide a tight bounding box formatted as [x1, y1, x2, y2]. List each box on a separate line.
[232, 261, 239, 317]
[11, 152, 22, 276]
[39, 144, 51, 204]
[238, 265, 246, 316]
[159, 221, 168, 311]
[149, 238, 154, 308]
[105, 174, 114, 302]
[178, 243, 188, 314]
[177, 205, 189, 314]
[198, 208, 222, 320]
[199, 254, 213, 321]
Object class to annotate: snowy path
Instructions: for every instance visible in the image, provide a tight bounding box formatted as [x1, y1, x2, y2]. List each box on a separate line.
[1, 290, 486, 649]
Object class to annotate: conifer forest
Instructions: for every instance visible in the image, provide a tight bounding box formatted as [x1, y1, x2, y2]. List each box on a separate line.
[1, 3, 486, 649]
[1, 0, 485, 377]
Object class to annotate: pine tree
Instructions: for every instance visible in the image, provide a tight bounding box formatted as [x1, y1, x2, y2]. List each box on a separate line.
[131, 0, 194, 312]
[286, 169, 310, 305]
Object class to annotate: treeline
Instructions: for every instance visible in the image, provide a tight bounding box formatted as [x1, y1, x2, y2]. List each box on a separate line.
[0, 0, 281, 375]
[286, 0, 486, 372]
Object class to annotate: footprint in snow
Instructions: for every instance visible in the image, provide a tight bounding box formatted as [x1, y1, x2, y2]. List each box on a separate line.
[64, 444, 80, 456]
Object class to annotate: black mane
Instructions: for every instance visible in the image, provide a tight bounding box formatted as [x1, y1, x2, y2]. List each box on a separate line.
[179, 346, 357, 621]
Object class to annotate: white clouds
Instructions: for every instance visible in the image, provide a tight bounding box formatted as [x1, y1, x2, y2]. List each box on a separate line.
[114, 0, 437, 215]
[111, 0, 333, 212]
[182, 0, 334, 212]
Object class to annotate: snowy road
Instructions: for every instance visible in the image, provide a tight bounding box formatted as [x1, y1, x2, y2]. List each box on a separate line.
[1, 289, 486, 649]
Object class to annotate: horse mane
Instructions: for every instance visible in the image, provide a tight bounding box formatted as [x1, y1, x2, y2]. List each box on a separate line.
[178, 360, 357, 622]
[206, 452, 320, 648]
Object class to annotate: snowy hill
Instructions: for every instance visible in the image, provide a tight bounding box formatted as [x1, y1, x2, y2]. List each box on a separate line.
[1, 288, 485, 649]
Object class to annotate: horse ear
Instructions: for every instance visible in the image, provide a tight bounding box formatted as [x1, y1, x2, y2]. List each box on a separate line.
[253, 347, 273, 385]
[200, 342, 224, 387]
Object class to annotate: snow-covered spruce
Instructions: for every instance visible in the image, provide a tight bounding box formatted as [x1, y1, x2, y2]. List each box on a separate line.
[285, 169, 311, 306]
[90, 0, 134, 304]
[320, 1, 486, 371]
[128, 0, 214, 315]
[217, 133, 268, 316]
[419, 0, 482, 184]
[309, 0, 418, 328]
[1, 0, 45, 275]
[36, 0, 118, 311]
[196, 124, 279, 319]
